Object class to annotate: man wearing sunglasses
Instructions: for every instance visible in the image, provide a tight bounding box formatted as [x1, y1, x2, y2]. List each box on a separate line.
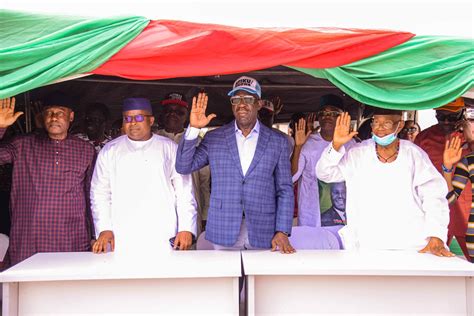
[91, 97, 197, 253]
[292, 94, 355, 227]
[415, 98, 471, 260]
[0, 93, 96, 266]
[156, 92, 210, 234]
[398, 120, 420, 143]
[176, 76, 295, 253]
[75, 102, 112, 153]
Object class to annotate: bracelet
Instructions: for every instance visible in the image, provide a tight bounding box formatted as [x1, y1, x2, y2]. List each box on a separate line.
[441, 164, 454, 173]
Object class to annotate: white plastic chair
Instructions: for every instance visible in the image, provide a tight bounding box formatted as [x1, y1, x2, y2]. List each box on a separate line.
[289, 226, 340, 249]
[196, 231, 215, 250]
[323, 225, 345, 249]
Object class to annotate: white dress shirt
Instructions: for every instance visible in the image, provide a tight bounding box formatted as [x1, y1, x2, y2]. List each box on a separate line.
[185, 121, 260, 176]
[316, 139, 449, 251]
[91, 134, 197, 253]
[334, 208, 346, 222]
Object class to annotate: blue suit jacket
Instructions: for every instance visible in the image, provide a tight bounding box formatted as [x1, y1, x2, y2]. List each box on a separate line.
[176, 121, 294, 248]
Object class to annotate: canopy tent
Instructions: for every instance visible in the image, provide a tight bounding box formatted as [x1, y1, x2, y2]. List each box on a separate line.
[0, 10, 473, 110]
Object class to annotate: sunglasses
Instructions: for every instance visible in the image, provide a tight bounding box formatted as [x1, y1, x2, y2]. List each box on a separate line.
[123, 114, 153, 123]
[436, 113, 462, 122]
[401, 127, 418, 134]
[317, 110, 341, 118]
[230, 96, 256, 106]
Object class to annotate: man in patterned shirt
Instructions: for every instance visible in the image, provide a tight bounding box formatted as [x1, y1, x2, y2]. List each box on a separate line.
[0, 94, 95, 265]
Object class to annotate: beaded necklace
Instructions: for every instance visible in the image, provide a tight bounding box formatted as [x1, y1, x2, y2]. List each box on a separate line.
[375, 141, 400, 163]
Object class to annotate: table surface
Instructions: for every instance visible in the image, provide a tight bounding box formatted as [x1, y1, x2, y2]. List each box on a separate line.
[0, 250, 242, 282]
[242, 249, 474, 277]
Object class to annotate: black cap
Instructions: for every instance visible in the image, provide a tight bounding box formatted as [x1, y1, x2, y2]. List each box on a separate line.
[42, 91, 75, 111]
[320, 94, 344, 111]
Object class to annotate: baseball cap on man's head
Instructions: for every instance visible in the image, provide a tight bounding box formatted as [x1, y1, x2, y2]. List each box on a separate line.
[228, 76, 261, 98]
[161, 92, 188, 108]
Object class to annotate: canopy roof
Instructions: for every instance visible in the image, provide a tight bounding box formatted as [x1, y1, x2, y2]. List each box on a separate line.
[1, 10, 473, 111]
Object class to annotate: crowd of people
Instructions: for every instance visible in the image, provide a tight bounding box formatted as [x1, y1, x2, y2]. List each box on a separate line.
[0, 75, 472, 269]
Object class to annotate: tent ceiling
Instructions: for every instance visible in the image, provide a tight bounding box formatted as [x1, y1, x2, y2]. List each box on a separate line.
[26, 66, 363, 126]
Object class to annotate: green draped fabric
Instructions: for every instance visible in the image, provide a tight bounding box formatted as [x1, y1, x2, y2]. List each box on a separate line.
[1, 10, 472, 110]
[0, 10, 149, 98]
[292, 36, 474, 110]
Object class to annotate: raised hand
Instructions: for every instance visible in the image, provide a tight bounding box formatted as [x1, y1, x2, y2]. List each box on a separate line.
[272, 96, 283, 115]
[295, 117, 311, 147]
[306, 113, 317, 132]
[443, 136, 462, 170]
[0, 97, 24, 128]
[332, 112, 357, 151]
[189, 93, 216, 129]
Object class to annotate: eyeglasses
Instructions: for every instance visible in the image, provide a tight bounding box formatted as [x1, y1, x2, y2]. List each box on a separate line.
[436, 113, 462, 122]
[317, 110, 341, 118]
[230, 96, 256, 106]
[371, 120, 399, 130]
[43, 110, 68, 119]
[123, 114, 152, 123]
[401, 127, 418, 134]
[163, 108, 188, 116]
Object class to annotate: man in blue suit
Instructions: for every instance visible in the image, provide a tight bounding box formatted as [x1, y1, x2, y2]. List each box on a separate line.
[176, 76, 295, 253]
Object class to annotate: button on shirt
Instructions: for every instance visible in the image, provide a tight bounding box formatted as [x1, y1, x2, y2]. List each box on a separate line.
[185, 121, 260, 176]
[0, 128, 95, 265]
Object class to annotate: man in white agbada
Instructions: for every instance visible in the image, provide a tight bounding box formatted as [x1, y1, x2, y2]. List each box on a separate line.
[316, 109, 455, 257]
[91, 98, 197, 253]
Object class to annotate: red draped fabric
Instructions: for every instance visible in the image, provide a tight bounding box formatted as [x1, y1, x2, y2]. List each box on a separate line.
[93, 20, 414, 80]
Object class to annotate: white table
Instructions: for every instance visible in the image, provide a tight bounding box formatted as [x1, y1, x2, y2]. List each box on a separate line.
[242, 250, 474, 316]
[0, 250, 241, 315]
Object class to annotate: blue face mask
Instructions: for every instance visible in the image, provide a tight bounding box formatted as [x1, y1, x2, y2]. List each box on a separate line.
[372, 123, 400, 146]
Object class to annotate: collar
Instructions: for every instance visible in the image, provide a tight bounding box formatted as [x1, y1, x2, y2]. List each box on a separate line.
[234, 120, 260, 136]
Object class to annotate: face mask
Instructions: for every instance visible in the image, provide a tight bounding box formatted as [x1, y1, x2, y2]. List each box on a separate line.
[372, 123, 400, 146]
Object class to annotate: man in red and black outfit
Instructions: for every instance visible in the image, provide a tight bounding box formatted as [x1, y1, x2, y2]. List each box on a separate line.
[415, 97, 471, 259]
[0, 94, 95, 266]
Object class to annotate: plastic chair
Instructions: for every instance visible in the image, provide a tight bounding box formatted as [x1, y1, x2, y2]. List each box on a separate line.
[196, 231, 215, 250]
[323, 225, 345, 249]
[289, 226, 340, 249]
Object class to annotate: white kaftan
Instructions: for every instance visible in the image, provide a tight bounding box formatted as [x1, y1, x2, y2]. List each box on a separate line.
[91, 135, 197, 253]
[316, 139, 449, 250]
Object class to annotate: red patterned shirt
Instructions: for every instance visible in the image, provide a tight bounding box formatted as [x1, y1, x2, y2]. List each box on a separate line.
[0, 128, 95, 265]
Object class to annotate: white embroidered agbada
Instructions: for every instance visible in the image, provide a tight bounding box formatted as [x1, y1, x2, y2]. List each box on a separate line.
[91, 134, 197, 253]
[316, 139, 449, 250]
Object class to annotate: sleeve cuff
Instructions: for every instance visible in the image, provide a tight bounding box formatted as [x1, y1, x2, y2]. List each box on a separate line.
[328, 142, 346, 157]
[425, 225, 448, 244]
[185, 126, 201, 140]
